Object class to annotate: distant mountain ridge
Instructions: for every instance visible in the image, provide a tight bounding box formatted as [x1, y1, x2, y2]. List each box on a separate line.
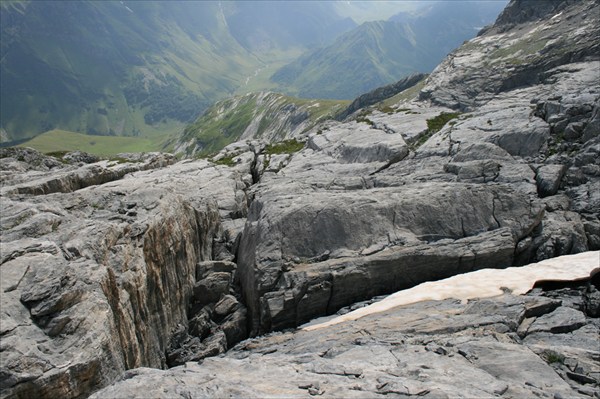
[270, 1, 508, 100]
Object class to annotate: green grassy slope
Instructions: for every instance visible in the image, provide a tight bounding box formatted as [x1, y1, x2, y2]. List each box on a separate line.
[0, 1, 259, 141]
[176, 92, 348, 156]
[20, 129, 163, 156]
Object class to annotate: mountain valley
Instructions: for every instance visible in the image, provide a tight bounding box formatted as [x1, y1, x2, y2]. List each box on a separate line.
[0, 1, 357, 143]
[1, 0, 504, 151]
[1, 0, 599, 398]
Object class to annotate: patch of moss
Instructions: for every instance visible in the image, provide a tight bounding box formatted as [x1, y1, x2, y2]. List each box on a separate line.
[426, 112, 461, 133]
[213, 156, 236, 167]
[45, 150, 70, 159]
[543, 351, 565, 365]
[108, 156, 135, 164]
[377, 105, 395, 115]
[412, 131, 435, 149]
[264, 139, 305, 155]
[392, 107, 420, 115]
[356, 116, 375, 127]
[45, 150, 70, 164]
[408, 112, 461, 150]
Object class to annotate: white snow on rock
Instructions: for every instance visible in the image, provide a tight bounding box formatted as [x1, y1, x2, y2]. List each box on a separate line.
[305, 251, 600, 330]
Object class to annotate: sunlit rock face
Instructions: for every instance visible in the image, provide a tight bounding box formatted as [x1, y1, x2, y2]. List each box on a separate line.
[232, 0, 599, 337]
[0, 153, 244, 398]
[2, 0, 599, 397]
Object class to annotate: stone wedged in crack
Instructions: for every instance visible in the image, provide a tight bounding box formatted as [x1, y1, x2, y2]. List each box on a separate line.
[535, 164, 567, 197]
[166, 256, 248, 367]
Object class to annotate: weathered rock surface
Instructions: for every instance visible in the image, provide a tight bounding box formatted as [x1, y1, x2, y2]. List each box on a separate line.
[420, 0, 600, 111]
[2, 0, 600, 397]
[237, 2, 600, 333]
[0, 151, 253, 398]
[91, 254, 600, 399]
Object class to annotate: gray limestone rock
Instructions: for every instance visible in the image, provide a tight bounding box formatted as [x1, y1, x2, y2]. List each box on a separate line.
[527, 306, 588, 334]
[193, 272, 232, 307]
[91, 277, 599, 399]
[4, 0, 600, 397]
[0, 152, 253, 398]
[536, 164, 567, 197]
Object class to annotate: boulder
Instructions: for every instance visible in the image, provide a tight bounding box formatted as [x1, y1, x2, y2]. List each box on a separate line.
[527, 307, 588, 334]
[535, 164, 567, 197]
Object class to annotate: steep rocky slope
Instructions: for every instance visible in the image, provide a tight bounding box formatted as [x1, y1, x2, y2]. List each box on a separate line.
[173, 92, 347, 156]
[420, 0, 600, 110]
[1, 0, 599, 397]
[270, 1, 507, 99]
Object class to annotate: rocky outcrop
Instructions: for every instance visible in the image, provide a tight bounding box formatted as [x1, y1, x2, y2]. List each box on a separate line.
[174, 92, 347, 156]
[2, 0, 600, 397]
[336, 73, 427, 120]
[0, 149, 177, 196]
[0, 151, 253, 398]
[90, 253, 600, 399]
[490, 0, 580, 32]
[420, 0, 600, 110]
[231, 56, 598, 335]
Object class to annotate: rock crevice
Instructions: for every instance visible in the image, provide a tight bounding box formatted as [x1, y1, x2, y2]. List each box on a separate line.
[2, 0, 599, 397]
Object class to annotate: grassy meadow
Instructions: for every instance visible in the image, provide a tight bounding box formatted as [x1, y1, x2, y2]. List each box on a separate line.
[19, 129, 166, 157]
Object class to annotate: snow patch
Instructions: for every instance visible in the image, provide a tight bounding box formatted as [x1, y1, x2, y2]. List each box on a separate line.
[305, 251, 600, 331]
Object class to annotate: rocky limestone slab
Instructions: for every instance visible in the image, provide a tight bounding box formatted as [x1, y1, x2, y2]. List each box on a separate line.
[0, 152, 259, 398]
[91, 253, 599, 399]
